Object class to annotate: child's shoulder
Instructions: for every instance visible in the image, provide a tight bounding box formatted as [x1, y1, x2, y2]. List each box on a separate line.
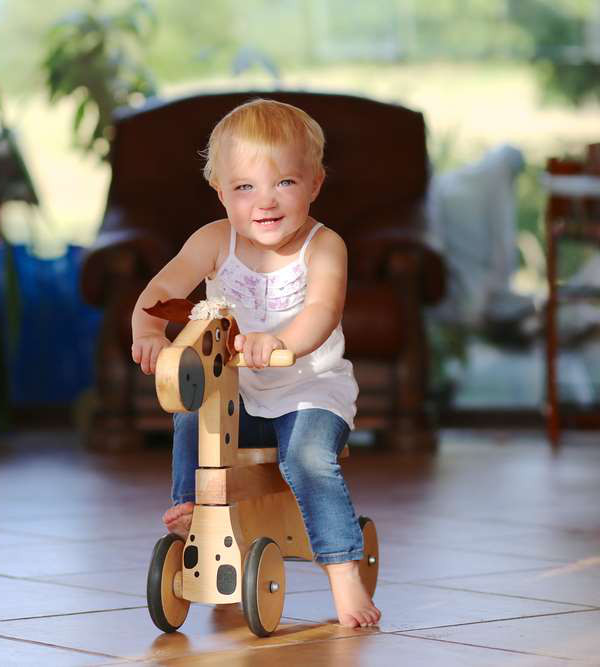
[185, 218, 230, 249]
[305, 222, 347, 263]
[181, 219, 232, 278]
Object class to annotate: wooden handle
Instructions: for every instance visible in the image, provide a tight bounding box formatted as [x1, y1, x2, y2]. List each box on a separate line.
[229, 350, 295, 367]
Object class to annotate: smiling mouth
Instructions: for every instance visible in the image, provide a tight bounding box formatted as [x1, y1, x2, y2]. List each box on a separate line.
[254, 216, 284, 225]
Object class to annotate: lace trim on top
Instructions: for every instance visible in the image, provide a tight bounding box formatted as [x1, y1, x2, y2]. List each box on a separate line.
[210, 223, 322, 320]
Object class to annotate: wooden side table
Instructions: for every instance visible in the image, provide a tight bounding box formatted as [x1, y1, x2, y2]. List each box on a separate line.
[544, 145, 600, 446]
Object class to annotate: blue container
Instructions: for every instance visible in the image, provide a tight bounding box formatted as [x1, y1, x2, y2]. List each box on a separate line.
[0, 244, 102, 405]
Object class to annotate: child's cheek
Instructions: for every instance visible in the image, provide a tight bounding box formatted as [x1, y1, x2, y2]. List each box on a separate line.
[235, 191, 254, 203]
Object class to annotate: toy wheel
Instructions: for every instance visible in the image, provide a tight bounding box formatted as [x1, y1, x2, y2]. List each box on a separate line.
[242, 537, 285, 637]
[147, 534, 190, 632]
[358, 516, 379, 598]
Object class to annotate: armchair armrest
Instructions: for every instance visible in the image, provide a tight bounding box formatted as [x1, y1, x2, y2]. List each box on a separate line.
[346, 207, 446, 305]
[81, 214, 172, 307]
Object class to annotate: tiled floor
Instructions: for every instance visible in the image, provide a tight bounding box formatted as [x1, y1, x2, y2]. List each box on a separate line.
[1, 428, 599, 666]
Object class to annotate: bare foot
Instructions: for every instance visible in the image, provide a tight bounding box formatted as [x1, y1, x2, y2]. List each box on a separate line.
[162, 502, 194, 540]
[323, 561, 381, 628]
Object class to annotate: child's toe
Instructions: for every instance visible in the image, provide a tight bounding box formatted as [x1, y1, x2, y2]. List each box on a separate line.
[339, 612, 360, 628]
[366, 609, 379, 625]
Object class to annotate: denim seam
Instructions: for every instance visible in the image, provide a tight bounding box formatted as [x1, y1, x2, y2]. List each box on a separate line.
[279, 458, 363, 560]
[337, 472, 364, 551]
[278, 459, 318, 551]
[172, 493, 195, 505]
[315, 548, 364, 564]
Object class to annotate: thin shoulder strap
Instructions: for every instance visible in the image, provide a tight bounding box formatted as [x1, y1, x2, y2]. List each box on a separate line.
[228, 223, 237, 256]
[300, 222, 324, 262]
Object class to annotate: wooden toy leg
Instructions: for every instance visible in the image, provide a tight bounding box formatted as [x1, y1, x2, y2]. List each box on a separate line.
[182, 504, 245, 604]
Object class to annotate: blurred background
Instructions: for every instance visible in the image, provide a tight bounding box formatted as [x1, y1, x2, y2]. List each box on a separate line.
[1, 0, 599, 438]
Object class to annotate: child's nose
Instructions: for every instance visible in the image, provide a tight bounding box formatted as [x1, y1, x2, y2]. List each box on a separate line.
[257, 193, 277, 209]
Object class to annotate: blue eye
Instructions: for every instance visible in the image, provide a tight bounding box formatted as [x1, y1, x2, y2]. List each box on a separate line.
[235, 184, 252, 191]
[279, 179, 295, 187]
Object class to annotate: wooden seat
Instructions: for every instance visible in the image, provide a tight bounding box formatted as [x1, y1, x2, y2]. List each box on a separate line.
[198, 445, 350, 505]
[236, 445, 349, 466]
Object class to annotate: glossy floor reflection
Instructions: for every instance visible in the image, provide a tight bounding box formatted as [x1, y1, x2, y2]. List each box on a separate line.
[1, 428, 599, 666]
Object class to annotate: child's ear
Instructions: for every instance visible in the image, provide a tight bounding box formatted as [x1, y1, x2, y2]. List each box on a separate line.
[211, 180, 225, 205]
[310, 167, 325, 202]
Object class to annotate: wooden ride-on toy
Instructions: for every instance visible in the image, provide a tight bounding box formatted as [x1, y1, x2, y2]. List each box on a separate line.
[144, 299, 379, 637]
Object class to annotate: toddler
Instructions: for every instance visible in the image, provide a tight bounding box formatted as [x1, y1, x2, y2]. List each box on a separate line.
[131, 98, 381, 628]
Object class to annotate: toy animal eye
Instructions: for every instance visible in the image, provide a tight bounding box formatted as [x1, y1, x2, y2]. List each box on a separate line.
[202, 331, 213, 355]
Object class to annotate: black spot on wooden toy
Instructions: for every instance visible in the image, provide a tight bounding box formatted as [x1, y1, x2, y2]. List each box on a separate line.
[184, 545, 198, 569]
[217, 564, 236, 595]
[202, 331, 213, 355]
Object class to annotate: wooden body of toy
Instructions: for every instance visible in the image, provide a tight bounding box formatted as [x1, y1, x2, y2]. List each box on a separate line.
[146, 309, 378, 636]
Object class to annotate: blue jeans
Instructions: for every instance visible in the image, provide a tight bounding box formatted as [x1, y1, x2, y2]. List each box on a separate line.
[171, 399, 364, 564]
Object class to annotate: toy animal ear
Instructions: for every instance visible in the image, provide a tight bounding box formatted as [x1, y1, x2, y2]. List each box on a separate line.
[223, 316, 240, 361]
[143, 298, 195, 323]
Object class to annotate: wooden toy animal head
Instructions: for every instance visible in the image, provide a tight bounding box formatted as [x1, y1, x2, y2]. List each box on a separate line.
[144, 298, 241, 467]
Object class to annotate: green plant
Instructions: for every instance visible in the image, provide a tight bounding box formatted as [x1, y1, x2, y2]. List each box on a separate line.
[42, 0, 157, 159]
[507, 0, 600, 105]
[0, 92, 39, 429]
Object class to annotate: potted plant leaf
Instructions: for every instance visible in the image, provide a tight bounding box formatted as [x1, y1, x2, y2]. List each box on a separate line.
[42, 0, 158, 160]
[0, 92, 39, 429]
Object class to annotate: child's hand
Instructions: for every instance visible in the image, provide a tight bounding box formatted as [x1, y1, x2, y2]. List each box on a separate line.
[132, 334, 171, 375]
[234, 332, 284, 369]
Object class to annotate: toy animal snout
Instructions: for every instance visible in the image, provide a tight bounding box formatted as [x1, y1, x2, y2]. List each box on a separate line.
[178, 347, 205, 410]
[154, 318, 235, 414]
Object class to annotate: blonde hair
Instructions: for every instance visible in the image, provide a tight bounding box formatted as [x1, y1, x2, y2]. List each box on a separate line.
[203, 98, 325, 186]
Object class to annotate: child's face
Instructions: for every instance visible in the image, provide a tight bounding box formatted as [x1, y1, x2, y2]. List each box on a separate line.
[213, 138, 323, 248]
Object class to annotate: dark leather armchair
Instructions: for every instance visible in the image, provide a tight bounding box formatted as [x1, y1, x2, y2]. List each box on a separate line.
[81, 91, 445, 451]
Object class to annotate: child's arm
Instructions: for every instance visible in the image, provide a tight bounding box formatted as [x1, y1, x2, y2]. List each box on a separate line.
[278, 228, 347, 355]
[236, 228, 347, 367]
[131, 222, 224, 374]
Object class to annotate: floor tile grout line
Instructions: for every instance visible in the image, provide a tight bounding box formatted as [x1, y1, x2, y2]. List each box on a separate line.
[243, 623, 395, 649]
[285, 587, 331, 595]
[388, 540, 585, 564]
[386, 606, 600, 634]
[0, 567, 147, 581]
[392, 632, 575, 662]
[280, 607, 600, 643]
[7, 573, 148, 599]
[0, 528, 162, 545]
[382, 512, 600, 536]
[404, 581, 600, 609]
[0, 632, 124, 661]
[4, 571, 330, 600]
[22, 580, 147, 599]
[0, 605, 148, 623]
[382, 564, 568, 586]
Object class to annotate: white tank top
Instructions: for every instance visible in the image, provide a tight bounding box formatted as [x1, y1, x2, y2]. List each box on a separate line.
[205, 221, 358, 428]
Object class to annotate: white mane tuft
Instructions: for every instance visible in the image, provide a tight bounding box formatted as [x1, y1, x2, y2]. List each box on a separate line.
[189, 297, 235, 320]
